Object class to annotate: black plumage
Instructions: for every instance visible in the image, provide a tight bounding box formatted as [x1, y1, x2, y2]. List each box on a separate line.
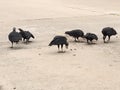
[49, 36, 69, 52]
[65, 29, 84, 41]
[84, 33, 98, 44]
[102, 27, 117, 43]
[18, 28, 35, 43]
[8, 27, 22, 48]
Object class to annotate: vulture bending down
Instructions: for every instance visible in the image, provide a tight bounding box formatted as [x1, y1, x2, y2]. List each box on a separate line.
[84, 33, 98, 44]
[49, 36, 69, 52]
[102, 27, 117, 43]
[18, 28, 35, 43]
[65, 29, 84, 42]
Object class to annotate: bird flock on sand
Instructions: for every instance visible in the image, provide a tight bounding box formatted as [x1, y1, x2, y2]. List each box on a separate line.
[8, 27, 117, 53]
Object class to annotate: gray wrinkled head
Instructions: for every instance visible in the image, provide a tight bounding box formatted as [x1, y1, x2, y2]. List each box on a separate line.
[13, 27, 16, 32]
[111, 28, 117, 35]
[18, 28, 24, 32]
[65, 31, 70, 35]
[83, 33, 90, 38]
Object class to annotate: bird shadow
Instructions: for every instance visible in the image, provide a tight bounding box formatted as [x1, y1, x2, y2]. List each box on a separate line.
[22, 41, 34, 44]
[58, 51, 66, 53]
[84, 42, 98, 45]
[103, 40, 118, 44]
[8, 46, 26, 50]
[69, 40, 85, 43]
[48, 50, 70, 55]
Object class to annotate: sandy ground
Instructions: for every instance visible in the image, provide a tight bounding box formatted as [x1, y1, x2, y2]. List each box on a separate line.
[0, 0, 120, 90]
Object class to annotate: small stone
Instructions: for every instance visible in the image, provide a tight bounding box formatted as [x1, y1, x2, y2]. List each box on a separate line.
[13, 87, 16, 90]
[70, 49, 72, 51]
[74, 48, 77, 50]
[109, 64, 113, 67]
[73, 54, 76, 56]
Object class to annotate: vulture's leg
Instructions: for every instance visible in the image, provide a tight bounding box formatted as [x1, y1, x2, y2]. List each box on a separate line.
[61, 44, 63, 52]
[87, 39, 89, 44]
[74, 38, 77, 42]
[57, 44, 60, 51]
[26, 39, 29, 44]
[90, 40, 92, 44]
[108, 36, 111, 42]
[11, 42, 13, 48]
[23, 38, 25, 41]
[77, 37, 79, 41]
[103, 36, 106, 43]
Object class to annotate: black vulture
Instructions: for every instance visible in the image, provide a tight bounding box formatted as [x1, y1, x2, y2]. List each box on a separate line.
[102, 27, 117, 43]
[49, 36, 69, 52]
[18, 28, 35, 43]
[65, 29, 84, 42]
[84, 33, 98, 44]
[8, 27, 22, 48]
